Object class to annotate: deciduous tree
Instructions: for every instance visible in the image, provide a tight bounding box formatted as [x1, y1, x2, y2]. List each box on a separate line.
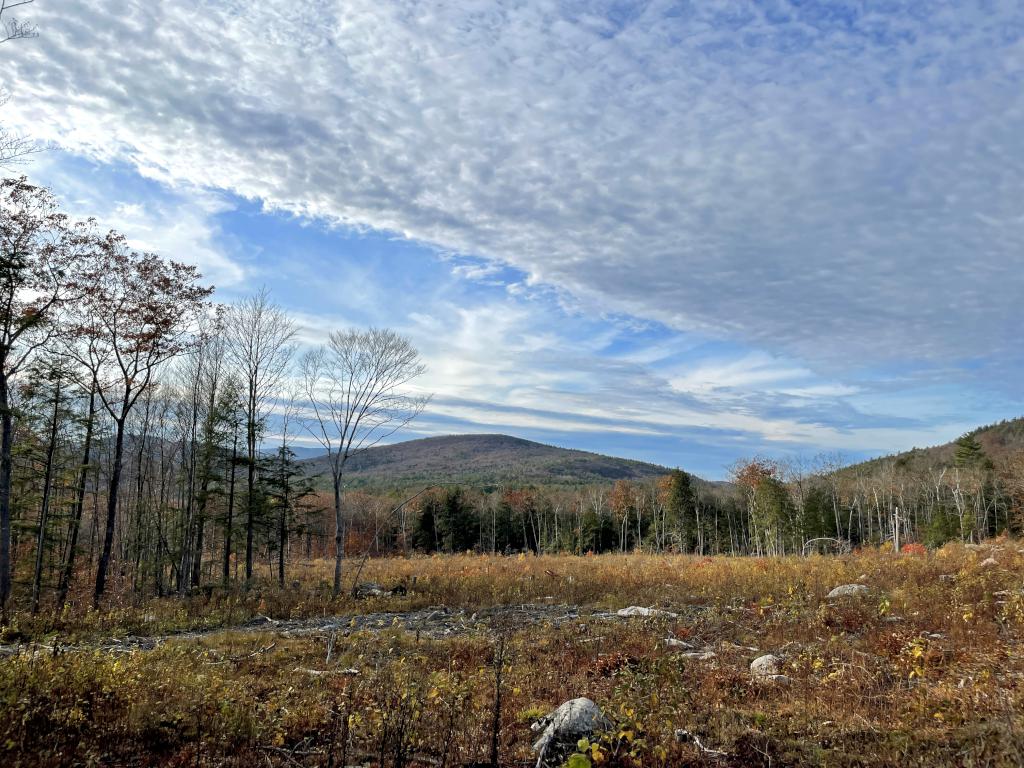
[66, 237, 212, 604]
[0, 177, 79, 611]
[301, 328, 428, 596]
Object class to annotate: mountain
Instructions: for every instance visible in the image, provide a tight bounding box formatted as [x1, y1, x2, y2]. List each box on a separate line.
[297, 433, 672, 489]
[846, 417, 1024, 475]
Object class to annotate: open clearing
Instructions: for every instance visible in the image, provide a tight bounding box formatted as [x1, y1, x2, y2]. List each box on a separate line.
[4, 544, 1024, 767]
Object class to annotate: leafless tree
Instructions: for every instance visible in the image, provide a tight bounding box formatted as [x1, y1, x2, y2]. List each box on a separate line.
[0, 0, 36, 43]
[300, 328, 429, 596]
[225, 288, 296, 584]
[0, 1, 40, 167]
[65, 236, 213, 605]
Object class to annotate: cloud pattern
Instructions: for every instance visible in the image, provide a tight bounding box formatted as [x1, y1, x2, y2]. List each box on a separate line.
[6, 1, 1023, 364]
[3, 1, 1024, 474]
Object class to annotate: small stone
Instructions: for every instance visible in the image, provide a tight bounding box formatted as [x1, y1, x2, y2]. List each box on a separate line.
[827, 584, 869, 599]
[979, 557, 998, 568]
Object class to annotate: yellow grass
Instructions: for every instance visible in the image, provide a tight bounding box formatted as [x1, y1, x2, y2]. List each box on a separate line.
[3, 542, 1024, 766]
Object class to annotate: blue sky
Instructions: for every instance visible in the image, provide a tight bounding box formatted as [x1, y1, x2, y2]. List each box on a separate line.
[4, 1, 1024, 478]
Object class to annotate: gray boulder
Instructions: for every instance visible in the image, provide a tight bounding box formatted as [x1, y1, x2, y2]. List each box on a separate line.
[750, 654, 792, 684]
[827, 584, 869, 599]
[531, 697, 611, 768]
[750, 654, 783, 677]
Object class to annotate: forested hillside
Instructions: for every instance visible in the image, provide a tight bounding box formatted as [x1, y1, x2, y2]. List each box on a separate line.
[846, 418, 1024, 475]
[297, 433, 670, 489]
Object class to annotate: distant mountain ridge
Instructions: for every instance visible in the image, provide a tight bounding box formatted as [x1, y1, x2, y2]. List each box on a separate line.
[297, 433, 672, 489]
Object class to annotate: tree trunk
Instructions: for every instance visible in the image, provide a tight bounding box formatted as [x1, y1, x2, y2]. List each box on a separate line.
[31, 377, 62, 613]
[191, 513, 205, 588]
[95, 417, 127, 606]
[0, 371, 13, 614]
[332, 465, 343, 597]
[278, 454, 288, 588]
[278, 504, 286, 588]
[245, 390, 257, 584]
[223, 431, 238, 585]
[57, 382, 96, 608]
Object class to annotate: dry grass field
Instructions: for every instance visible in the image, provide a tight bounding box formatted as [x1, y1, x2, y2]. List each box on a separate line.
[3, 542, 1024, 767]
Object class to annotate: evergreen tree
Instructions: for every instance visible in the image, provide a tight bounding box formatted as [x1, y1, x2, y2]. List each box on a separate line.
[436, 487, 478, 553]
[954, 433, 990, 469]
[411, 495, 439, 552]
[262, 445, 317, 587]
[664, 469, 697, 551]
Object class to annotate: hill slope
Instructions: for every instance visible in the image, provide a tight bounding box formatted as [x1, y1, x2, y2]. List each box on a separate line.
[298, 433, 672, 489]
[846, 416, 1024, 475]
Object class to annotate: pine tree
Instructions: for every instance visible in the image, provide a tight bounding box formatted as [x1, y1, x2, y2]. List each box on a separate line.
[664, 469, 697, 551]
[954, 433, 989, 469]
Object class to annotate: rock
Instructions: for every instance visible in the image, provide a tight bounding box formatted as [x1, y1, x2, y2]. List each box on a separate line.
[532, 698, 611, 768]
[827, 584, 869, 599]
[616, 606, 678, 619]
[354, 582, 406, 598]
[750, 654, 783, 677]
[680, 650, 716, 661]
[664, 637, 694, 649]
[979, 557, 998, 568]
[355, 582, 388, 598]
[938, 574, 956, 583]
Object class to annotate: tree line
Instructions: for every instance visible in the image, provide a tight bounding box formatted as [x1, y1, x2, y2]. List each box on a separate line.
[0, 177, 428, 616]
[347, 434, 1024, 558]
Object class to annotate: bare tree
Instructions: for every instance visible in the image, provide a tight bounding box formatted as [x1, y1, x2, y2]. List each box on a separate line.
[0, 1, 40, 167]
[65, 235, 213, 605]
[301, 328, 428, 596]
[0, 0, 36, 43]
[225, 288, 295, 585]
[175, 308, 230, 592]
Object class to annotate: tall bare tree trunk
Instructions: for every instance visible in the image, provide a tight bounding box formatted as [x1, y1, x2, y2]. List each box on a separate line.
[333, 471, 343, 597]
[0, 371, 12, 616]
[95, 413, 127, 606]
[31, 376, 62, 613]
[223, 430, 238, 585]
[57, 381, 96, 608]
[245, 392, 256, 584]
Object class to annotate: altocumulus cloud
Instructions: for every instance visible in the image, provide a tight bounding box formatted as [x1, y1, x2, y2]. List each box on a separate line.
[4, 2, 1024, 370]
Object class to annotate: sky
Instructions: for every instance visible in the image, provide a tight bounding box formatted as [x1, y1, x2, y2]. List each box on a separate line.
[2, 0, 1023, 478]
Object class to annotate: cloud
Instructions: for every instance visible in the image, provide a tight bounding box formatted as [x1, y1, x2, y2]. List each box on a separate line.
[23, 154, 246, 287]
[4, 0, 1023, 373]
